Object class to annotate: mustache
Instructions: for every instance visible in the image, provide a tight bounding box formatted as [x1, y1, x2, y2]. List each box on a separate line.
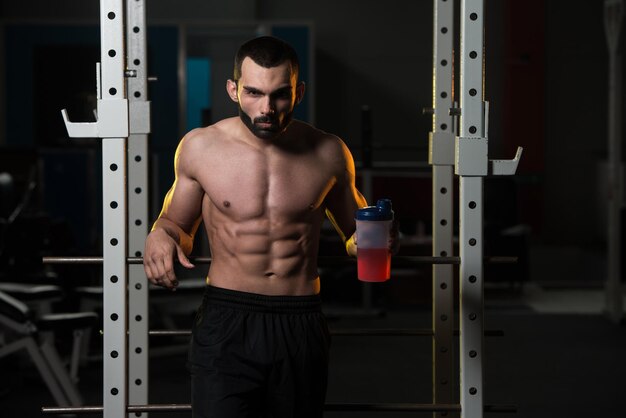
[253, 115, 277, 124]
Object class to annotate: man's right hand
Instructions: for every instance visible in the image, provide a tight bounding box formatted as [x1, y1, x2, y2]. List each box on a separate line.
[144, 228, 195, 291]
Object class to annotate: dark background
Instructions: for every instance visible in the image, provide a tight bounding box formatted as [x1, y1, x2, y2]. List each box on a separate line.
[0, 0, 618, 272]
[0, 1, 624, 417]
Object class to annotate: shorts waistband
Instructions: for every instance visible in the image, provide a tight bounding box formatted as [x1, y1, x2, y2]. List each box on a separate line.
[204, 285, 322, 314]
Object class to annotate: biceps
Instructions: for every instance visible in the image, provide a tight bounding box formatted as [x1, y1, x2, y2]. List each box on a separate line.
[325, 181, 366, 240]
[157, 177, 204, 234]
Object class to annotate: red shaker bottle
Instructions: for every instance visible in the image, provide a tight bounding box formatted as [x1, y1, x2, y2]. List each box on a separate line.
[355, 199, 394, 282]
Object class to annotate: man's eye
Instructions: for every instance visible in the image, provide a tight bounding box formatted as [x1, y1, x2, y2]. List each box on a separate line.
[274, 91, 291, 100]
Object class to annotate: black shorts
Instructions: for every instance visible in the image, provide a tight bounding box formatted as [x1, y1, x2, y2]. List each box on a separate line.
[187, 285, 331, 418]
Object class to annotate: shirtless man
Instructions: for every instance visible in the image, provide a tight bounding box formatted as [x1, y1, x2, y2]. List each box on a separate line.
[144, 36, 391, 418]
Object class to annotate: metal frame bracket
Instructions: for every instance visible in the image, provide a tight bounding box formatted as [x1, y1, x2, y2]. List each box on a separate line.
[62, 98, 129, 139]
[129, 101, 151, 134]
[455, 136, 488, 176]
[489, 146, 524, 176]
[429, 130, 456, 166]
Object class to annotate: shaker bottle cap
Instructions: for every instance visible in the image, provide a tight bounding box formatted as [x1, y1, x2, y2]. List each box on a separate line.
[355, 199, 394, 221]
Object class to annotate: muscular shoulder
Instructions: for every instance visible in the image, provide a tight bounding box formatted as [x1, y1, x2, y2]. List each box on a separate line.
[174, 121, 234, 177]
[289, 121, 350, 157]
[293, 121, 354, 173]
[179, 123, 227, 152]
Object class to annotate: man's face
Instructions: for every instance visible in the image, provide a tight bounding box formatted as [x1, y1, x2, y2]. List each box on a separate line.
[228, 57, 303, 140]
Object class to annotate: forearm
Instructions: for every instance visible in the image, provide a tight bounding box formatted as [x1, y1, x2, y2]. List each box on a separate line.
[151, 217, 195, 255]
[345, 233, 357, 257]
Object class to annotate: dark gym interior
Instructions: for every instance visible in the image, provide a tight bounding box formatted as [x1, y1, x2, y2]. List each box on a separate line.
[0, 1, 624, 417]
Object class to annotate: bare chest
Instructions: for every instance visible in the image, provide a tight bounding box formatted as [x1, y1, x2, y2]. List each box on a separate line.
[198, 148, 335, 221]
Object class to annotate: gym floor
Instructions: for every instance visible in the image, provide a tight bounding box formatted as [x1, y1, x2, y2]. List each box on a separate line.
[1, 282, 624, 418]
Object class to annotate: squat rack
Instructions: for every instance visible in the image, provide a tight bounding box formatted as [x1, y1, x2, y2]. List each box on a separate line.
[60, 1, 151, 416]
[428, 0, 522, 416]
[45, 0, 521, 417]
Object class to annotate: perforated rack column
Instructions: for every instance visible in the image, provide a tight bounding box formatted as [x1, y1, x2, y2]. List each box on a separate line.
[126, 0, 151, 416]
[102, 142, 128, 418]
[457, 1, 486, 417]
[101, 2, 129, 417]
[428, 0, 456, 416]
[61, 0, 130, 416]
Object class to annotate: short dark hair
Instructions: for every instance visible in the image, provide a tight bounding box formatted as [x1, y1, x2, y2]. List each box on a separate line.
[233, 36, 300, 81]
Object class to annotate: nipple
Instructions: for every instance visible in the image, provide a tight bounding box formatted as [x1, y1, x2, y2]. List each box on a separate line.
[223, 201, 231, 208]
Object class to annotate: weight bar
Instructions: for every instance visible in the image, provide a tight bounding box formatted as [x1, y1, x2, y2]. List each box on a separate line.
[326, 403, 517, 412]
[148, 329, 505, 337]
[43, 255, 517, 265]
[42, 402, 517, 414]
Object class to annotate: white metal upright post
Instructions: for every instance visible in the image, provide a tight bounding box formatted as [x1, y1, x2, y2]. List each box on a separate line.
[454, 2, 521, 415]
[101, 1, 129, 417]
[126, 0, 151, 415]
[457, 1, 487, 417]
[604, 0, 624, 324]
[102, 141, 129, 418]
[429, 0, 456, 416]
[61, 0, 130, 416]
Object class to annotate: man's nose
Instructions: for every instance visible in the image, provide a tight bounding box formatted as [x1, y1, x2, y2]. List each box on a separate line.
[260, 97, 275, 114]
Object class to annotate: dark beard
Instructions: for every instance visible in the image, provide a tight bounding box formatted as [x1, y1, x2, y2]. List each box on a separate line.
[238, 107, 294, 140]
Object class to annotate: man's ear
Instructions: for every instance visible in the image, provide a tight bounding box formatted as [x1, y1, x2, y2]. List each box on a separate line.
[295, 81, 306, 105]
[226, 79, 239, 103]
